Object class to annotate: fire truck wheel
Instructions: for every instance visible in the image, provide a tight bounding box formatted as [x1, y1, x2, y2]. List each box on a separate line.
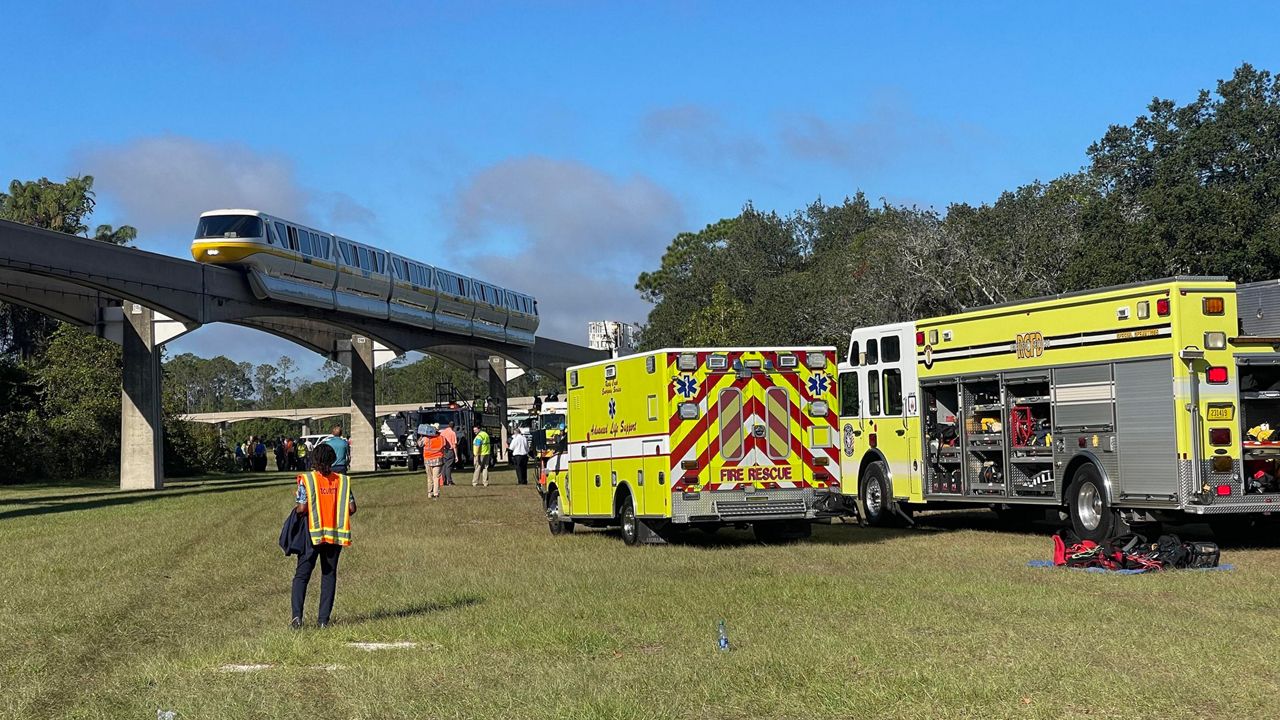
[546, 489, 574, 536]
[618, 493, 640, 546]
[860, 461, 893, 527]
[1066, 464, 1127, 541]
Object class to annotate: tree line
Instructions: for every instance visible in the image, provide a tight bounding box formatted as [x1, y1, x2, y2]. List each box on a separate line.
[637, 64, 1280, 349]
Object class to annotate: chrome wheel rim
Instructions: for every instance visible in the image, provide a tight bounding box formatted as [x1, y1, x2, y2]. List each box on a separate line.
[865, 481, 883, 517]
[1078, 483, 1102, 531]
[547, 494, 561, 524]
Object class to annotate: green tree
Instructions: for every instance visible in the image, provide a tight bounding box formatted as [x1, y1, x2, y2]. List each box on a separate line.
[681, 281, 750, 345]
[0, 176, 136, 358]
[1075, 63, 1280, 286]
[29, 325, 123, 477]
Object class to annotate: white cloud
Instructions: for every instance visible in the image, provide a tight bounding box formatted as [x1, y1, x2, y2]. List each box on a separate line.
[778, 89, 956, 172]
[74, 134, 375, 251]
[447, 156, 686, 343]
[639, 104, 766, 172]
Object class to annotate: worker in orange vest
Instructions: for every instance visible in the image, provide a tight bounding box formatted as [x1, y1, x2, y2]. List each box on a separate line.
[420, 424, 446, 498]
[291, 442, 356, 629]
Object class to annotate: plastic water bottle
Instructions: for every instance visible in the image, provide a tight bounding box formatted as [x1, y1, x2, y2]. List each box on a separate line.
[717, 619, 730, 651]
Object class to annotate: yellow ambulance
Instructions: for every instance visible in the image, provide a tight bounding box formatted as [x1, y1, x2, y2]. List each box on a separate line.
[540, 347, 840, 544]
[839, 276, 1273, 541]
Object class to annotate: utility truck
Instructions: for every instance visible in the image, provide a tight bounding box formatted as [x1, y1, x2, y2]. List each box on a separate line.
[539, 347, 841, 544]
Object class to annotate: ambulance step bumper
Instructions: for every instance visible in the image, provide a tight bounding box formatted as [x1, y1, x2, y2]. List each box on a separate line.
[713, 499, 808, 518]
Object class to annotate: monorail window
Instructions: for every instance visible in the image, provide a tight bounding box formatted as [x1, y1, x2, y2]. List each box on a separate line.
[338, 242, 352, 265]
[286, 226, 299, 251]
[271, 222, 287, 246]
[196, 215, 263, 239]
[317, 235, 330, 259]
[882, 336, 901, 363]
[883, 369, 903, 415]
[357, 247, 370, 270]
[299, 231, 313, 256]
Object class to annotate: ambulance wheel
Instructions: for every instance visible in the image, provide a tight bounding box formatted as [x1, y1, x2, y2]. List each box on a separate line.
[1066, 464, 1128, 542]
[860, 461, 893, 527]
[618, 493, 640, 546]
[546, 489, 574, 536]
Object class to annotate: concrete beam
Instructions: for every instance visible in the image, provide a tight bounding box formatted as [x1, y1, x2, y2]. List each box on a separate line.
[0, 269, 112, 329]
[347, 335, 376, 473]
[119, 303, 164, 490]
[489, 364, 509, 463]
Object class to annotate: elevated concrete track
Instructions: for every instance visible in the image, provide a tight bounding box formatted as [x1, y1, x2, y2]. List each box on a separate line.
[0, 219, 603, 488]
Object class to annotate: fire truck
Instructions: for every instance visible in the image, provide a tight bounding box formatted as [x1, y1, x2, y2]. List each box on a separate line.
[838, 276, 1280, 541]
[539, 347, 841, 544]
[530, 399, 567, 464]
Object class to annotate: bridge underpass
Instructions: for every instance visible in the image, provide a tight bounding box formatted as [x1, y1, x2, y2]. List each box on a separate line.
[0, 219, 604, 489]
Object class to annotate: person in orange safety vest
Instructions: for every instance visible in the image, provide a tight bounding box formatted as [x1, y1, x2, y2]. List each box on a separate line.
[420, 424, 446, 499]
[290, 442, 355, 629]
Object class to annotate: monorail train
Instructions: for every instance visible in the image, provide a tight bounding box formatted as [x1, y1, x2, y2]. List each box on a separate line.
[190, 209, 538, 346]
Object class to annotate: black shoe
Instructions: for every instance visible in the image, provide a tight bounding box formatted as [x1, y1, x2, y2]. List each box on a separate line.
[290, 617, 303, 630]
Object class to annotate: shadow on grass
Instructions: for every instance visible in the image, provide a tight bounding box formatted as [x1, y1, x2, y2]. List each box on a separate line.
[343, 595, 483, 624]
[0, 473, 295, 520]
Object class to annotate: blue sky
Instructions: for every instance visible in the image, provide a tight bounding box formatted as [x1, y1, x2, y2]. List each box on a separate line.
[3, 1, 1278, 376]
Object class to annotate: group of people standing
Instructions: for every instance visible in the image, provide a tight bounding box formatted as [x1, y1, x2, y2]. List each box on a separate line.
[273, 437, 313, 472]
[235, 437, 269, 471]
[286, 422, 544, 628]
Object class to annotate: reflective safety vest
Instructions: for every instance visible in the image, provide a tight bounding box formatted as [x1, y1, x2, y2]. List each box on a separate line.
[301, 471, 352, 546]
[474, 430, 491, 458]
[422, 435, 445, 461]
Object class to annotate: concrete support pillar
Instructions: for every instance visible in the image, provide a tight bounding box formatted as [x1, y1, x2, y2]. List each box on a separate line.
[348, 335, 376, 473]
[119, 303, 164, 490]
[489, 365, 509, 463]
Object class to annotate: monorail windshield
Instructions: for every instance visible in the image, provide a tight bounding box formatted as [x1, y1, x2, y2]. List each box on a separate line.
[196, 215, 263, 239]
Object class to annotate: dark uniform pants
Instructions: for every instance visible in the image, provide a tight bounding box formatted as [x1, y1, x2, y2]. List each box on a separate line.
[292, 542, 342, 623]
[513, 453, 529, 484]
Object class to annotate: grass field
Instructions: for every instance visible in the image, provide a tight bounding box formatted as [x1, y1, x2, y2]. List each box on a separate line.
[3, 469, 1280, 719]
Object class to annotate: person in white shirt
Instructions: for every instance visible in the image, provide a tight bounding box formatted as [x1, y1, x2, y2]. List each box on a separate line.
[509, 430, 530, 485]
